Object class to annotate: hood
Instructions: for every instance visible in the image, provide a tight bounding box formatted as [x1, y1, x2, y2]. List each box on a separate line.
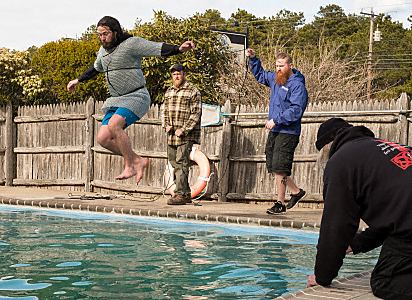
[329, 125, 375, 158]
[288, 69, 306, 85]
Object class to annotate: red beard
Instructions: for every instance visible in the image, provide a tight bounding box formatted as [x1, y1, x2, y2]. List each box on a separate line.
[275, 70, 290, 86]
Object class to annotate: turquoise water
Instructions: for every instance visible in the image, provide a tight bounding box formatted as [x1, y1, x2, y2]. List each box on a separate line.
[0, 205, 378, 299]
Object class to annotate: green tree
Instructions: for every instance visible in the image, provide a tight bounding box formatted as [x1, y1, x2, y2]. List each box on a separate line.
[255, 10, 305, 58]
[296, 4, 364, 53]
[371, 16, 412, 98]
[132, 11, 232, 104]
[226, 9, 264, 47]
[290, 4, 412, 99]
[200, 9, 227, 27]
[16, 6, 412, 105]
[30, 37, 108, 102]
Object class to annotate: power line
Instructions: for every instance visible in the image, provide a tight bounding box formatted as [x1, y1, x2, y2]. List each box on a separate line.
[374, 68, 412, 70]
[350, 60, 412, 64]
[358, 1, 412, 10]
[376, 59, 412, 62]
[364, 53, 412, 57]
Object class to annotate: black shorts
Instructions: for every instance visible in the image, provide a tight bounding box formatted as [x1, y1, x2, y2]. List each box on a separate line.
[265, 132, 299, 176]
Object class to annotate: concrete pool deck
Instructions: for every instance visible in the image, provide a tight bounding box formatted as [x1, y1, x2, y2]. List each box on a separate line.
[0, 186, 379, 299]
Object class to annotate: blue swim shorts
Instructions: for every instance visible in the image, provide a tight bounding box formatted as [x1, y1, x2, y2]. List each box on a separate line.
[101, 107, 140, 128]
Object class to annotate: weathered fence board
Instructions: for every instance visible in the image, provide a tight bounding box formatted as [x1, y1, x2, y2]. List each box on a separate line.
[15, 102, 88, 192]
[0, 104, 7, 185]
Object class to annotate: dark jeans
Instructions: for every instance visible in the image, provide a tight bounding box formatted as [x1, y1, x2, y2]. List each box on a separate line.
[371, 236, 412, 300]
[167, 142, 193, 197]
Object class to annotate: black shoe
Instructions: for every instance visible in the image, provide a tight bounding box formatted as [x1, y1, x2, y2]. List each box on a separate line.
[286, 189, 306, 210]
[266, 201, 286, 214]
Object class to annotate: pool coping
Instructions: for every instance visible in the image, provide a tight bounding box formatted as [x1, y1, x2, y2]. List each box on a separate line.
[0, 196, 322, 231]
[277, 271, 377, 299]
[0, 187, 378, 299]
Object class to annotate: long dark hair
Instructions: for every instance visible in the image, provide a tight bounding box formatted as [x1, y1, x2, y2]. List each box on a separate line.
[97, 16, 132, 48]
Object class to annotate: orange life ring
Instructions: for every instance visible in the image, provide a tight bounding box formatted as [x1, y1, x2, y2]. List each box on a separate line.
[164, 146, 211, 198]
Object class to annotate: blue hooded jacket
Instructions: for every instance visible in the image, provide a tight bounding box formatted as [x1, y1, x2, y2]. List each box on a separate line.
[249, 56, 308, 135]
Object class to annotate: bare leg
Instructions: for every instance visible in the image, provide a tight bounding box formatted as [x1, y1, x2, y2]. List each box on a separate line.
[274, 172, 302, 204]
[274, 172, 287, 204]
[97, 115, 149, 184]
[97, 125, 121, 155]
[286, 177, 301, 195]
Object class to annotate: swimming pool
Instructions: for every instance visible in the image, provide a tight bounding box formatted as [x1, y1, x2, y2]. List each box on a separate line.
[0, 205, 378, 299]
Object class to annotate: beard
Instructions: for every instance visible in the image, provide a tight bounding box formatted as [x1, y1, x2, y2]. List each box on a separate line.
[275, 70, 290, 86]
[101, 40, 114, 50]
[101, 35, 117, 50]
[173, 78, 185, 88]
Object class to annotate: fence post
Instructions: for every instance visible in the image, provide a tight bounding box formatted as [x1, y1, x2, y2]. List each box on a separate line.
[218, 100, 232, 202]
[5, 101, 16, 186]
[398, 92, 410, 145]
[85, 97, 95, 192]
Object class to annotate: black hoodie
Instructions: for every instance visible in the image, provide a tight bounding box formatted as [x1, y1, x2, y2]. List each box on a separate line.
[315, 125, 412, 286]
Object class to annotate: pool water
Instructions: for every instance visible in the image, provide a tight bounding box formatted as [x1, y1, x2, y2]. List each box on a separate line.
[0, 205, 378, 299]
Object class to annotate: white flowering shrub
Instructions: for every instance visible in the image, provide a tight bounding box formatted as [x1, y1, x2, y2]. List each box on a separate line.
[0, 48, 46, 103]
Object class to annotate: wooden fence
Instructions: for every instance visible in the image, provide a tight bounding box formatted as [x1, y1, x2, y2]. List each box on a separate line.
[0, 105, 6, 186]
[0, 103, 14, 186]
[1, 93, 410, 205]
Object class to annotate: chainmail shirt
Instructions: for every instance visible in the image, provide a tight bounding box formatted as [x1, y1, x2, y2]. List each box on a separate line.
[94, 37, 162, 118]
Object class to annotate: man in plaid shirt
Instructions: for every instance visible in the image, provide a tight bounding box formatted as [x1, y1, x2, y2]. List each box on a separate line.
[163, 63, 202, 205]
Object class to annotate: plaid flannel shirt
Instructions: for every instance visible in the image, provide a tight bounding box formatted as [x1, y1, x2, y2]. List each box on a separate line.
[163, 81, 202, 146]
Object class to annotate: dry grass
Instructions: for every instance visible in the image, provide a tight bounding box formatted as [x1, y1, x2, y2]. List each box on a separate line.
[218, 40, 372, 105]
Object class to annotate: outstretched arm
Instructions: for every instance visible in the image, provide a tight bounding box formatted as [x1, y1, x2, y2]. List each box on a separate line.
[67, 65, 99, 92]
[179, 41, 195, 52]
[246, 48, 272, 87]
[161, 41, 195, 56]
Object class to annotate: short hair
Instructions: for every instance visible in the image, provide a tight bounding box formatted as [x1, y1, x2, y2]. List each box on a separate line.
[276, 52, 292, 64]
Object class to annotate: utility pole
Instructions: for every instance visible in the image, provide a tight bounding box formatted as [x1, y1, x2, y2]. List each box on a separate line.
[361, 9, 379, 100]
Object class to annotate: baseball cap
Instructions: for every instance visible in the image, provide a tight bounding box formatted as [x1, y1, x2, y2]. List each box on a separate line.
[170, 63, 184, 72]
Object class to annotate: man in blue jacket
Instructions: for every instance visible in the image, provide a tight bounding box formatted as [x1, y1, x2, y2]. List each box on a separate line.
[246, 49, 308, 214]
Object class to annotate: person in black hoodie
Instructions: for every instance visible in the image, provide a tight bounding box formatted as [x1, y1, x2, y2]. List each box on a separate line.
[307, 117, 412, 300]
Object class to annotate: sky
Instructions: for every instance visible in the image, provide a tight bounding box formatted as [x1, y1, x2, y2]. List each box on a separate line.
[2, 0, 411, 50]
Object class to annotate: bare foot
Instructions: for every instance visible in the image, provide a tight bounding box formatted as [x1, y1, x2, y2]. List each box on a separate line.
[115, 166, 137, 180]
[135, 157, 149, 184]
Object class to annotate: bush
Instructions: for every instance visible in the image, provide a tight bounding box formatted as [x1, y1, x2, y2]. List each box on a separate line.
[0, 48, 47, 104]
[30, 38, 108, 103]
